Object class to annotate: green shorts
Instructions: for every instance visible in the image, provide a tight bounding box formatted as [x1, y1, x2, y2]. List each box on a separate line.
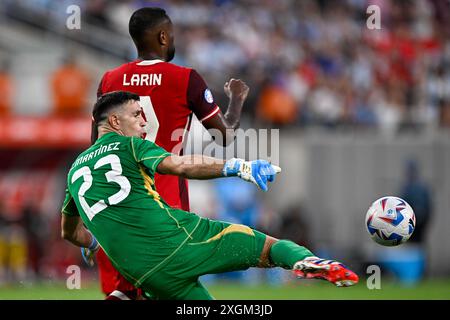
[140, 218, 267, 299]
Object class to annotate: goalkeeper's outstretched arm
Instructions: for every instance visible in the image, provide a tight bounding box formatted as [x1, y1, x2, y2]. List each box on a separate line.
[156, 155, 281, 191]
[156, 155, 225, 180]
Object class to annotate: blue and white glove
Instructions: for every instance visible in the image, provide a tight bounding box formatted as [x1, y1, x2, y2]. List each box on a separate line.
[223, 158, 281, 192]
[81, 231, 100, 267]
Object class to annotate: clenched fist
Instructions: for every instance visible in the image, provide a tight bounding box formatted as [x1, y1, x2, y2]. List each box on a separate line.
[224, 79, 249, 101]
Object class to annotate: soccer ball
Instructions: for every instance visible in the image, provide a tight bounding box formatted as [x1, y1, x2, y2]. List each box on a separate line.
[365, 196, 416, 246]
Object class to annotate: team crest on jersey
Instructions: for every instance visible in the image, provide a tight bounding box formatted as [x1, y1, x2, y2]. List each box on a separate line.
[204, 89, 214, 103]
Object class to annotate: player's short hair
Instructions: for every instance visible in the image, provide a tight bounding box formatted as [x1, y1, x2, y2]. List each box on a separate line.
[129, 7, 171, 43]
[93, 91, 140, 125]
[91, 91, 139, 144]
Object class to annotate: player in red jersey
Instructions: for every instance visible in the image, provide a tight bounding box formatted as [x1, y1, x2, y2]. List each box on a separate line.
[87, 7, 249, 300]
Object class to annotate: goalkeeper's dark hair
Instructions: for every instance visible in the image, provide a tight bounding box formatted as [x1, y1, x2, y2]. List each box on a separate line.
[129, 7, 170, 44]
[90, 91, 140, 144]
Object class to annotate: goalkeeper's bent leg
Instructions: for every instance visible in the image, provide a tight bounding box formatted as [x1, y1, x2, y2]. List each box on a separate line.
[263, 238, 359, 287]
[252, 230, 314, 269]
[269, 239, 315, 269]
[181, 281, 214, 300]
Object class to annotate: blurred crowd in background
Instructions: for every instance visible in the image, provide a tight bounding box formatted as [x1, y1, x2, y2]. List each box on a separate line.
[0, 0, 449, 131]
[0, 0, 447, 286]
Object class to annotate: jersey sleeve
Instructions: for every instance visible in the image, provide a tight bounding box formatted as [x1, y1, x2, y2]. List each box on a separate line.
[187, 69, 220, 122]
[61, 188, 79, 216]
[131, 137, 172, 173]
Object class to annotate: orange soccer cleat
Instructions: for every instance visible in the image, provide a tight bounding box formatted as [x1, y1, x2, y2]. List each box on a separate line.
[293, 257, 359, 287]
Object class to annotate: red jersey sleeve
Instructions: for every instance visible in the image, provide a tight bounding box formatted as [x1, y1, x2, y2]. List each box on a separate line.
[187, 69, 220, 122]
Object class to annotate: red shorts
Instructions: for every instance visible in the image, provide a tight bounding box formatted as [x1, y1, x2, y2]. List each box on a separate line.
[96, 248, 139, 297]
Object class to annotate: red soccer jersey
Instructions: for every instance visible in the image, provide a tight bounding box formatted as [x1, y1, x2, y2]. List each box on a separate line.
[98, 59, 220, 211]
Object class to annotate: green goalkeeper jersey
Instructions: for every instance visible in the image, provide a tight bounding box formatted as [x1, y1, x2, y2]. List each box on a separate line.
[61, 132, 202, 286]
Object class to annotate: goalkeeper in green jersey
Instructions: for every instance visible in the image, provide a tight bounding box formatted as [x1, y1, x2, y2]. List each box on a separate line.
[61, 91, 358, 300]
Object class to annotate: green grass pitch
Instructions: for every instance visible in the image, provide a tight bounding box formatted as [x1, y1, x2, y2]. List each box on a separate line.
[0, 278, 449, 300]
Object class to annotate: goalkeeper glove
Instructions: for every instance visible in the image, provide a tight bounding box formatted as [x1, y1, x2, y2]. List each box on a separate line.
[81, 232, 99, 267]
[222, 158, 281, 191]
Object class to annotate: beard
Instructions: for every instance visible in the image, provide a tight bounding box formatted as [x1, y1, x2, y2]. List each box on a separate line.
[166, 45, 175, 62]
